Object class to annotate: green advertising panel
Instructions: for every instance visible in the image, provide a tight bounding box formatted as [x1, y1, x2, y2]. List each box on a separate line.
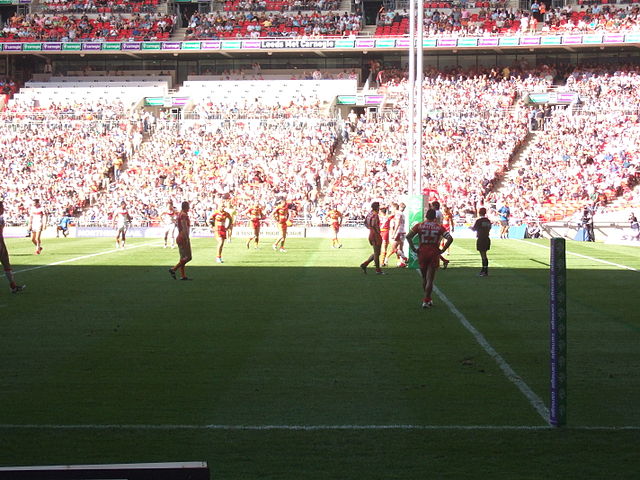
[405, 194, 427, 269]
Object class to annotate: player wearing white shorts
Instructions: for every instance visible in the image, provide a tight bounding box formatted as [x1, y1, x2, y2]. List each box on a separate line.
[389, 202, 408, 267]
[28, 199, 47, 255]
[113, 202, 132, 249]
[161, 202, 177, 248]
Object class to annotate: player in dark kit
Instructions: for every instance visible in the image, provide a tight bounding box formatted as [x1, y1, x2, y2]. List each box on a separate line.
[406, 208, 453, 308]
[472, 207, 492, 276]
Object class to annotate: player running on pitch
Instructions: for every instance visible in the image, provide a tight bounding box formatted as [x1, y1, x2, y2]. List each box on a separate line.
[245, 203, 266, 249]
[406, 208, 453, 308]
[0, 201, 25, 293]
[169, 201, 193, 281]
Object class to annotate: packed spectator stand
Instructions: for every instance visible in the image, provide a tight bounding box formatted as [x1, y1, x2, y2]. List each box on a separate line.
[1, 62, 639, 232]
[2, 0, 640, 43]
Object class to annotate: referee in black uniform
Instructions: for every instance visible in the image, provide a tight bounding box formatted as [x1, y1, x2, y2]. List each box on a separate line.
[472, 207, 492, 277]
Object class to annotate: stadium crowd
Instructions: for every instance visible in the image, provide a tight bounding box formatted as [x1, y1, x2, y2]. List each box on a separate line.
[0, 12, 174, 42]
[0, 103, 143, 224]
[40, 0, 159, 14]
[498, 66, 640, 221]
[184, 10, 362, 39]
[1, 2, 640, 43]
[1, 63, 639, 230]
[376, 3, 640, 37]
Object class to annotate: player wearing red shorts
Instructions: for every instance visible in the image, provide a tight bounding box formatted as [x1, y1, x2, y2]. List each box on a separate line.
[209, 203, 233, 263]
[379, 206, 394, 266]
[327, 207, 343, 248]
[272, 200, 289, 253]
[245, 204, 265, 249]
[169, 201, 192, 281]
[360, 201, 384, 275]
[406, 208, 453, 308]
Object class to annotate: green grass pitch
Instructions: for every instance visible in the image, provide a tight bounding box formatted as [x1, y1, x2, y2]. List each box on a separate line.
[1, 236, 639, 479]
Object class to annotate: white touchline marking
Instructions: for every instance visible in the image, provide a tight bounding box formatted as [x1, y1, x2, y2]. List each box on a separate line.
[432, 284, 551, 425]
[0, 423, 637, 431]
[14, 241, 161, 275]
[515, 239, 638, 273]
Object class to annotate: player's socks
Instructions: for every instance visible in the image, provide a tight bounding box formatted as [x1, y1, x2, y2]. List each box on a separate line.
[4, 269, 15, 285]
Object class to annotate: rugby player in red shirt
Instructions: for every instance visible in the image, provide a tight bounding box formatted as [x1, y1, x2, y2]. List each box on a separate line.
[360, 201, 384, 275]
[209, 203, 233, 263]
[169, 201, 192, 281]
[406, 208, 454, 308]
[245, 204, 266, 249]
[379, 206, 394, 266]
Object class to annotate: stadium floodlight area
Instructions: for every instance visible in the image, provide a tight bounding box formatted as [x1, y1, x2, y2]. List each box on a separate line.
[0, 462, 209, 480]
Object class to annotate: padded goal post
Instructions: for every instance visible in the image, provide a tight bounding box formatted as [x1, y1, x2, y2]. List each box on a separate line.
[550, 237, 568, 427]
[405, 194, 428, 270]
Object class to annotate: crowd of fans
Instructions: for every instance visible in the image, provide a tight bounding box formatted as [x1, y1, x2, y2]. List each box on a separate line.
[0, 105, 143, 225]
[1, 2, 640, 43]
[223, 0, 340, 13]
[184, 10, 362, 39]
[499, 66, 640, 221]
[80, 108, 338, 226]
[40, 0, 159, 14]
[0, 12, 174, 42]
[1, 63, 639, 231]
[376, 4, 640, 37]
